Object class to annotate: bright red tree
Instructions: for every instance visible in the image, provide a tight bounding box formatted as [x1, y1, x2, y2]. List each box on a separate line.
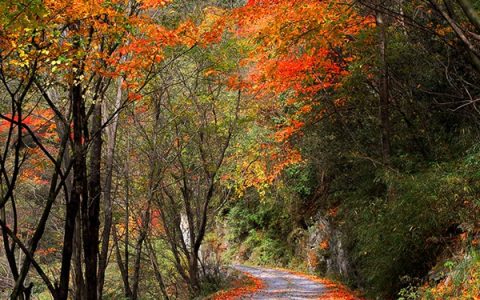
[225, 0, 373, 189]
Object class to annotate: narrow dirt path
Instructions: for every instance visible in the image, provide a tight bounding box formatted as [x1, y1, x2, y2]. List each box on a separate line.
[232, 265, 327, 299]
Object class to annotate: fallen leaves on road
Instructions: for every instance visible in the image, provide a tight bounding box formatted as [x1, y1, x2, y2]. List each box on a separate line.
[274, 268, 362, 300]
[314, 279, 361, 300]
[210, 271, 264, 300]
[210, 266, 360, 299]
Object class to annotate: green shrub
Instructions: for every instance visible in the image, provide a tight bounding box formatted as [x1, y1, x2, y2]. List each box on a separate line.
[341, 158, 480, 298]
[419, 249, 480, 299]
[224, 188, 296, 267]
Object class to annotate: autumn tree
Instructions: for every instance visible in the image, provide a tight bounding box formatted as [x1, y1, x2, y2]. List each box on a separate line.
[126, 35, 242, 297]
[221, 0, 373, 190]
[1, 0, 179, 299]
[222, 0, 480, 298]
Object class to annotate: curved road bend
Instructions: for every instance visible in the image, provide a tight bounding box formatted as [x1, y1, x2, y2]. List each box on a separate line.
[233, 265, 327, 300]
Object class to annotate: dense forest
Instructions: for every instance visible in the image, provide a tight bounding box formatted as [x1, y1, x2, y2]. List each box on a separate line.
[0, 0, 479, 299]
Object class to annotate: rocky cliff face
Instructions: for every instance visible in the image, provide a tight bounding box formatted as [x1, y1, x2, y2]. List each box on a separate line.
[300, 214, 350, 279]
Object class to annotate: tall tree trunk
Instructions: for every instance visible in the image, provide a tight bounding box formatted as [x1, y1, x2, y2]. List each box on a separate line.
[2, 206, 20, 299]
[60, 135, 85, 300]
[82, 101, 102, 300]
[124, 134, 131, 298]
[58, 81, 86, 300]
[113, 227, 133, 298]
[131, 203, 151, 300]
[376, 9, 392, 165]
[188, 253, 200, 293]
[113, 143, 134, 299]
[73, 210, 85, 300]
[145, 239, 169, 300]
[98, 78, 123, 299]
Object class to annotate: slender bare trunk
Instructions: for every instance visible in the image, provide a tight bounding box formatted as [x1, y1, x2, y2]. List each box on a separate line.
[98, 78, 123, 299]
[113, 226, 133, 298]
[131, 203, 151, 300]
[58, 80, 85, 300]
[146, 239, 169, 300]
[376, 9, 392, 165]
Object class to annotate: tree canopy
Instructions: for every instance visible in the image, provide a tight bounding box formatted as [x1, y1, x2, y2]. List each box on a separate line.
[0, 0, 479, 299]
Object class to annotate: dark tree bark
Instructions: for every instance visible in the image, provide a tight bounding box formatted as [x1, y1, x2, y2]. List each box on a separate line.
[9, 95, 71, 300]
[73, 211, 85, 300]
[376, 7, 392, 165]
[82, 101, 102, 300]
[58, 80, 86, 300]
[131, 204, 151, 300]
[113, 226, 133, 299]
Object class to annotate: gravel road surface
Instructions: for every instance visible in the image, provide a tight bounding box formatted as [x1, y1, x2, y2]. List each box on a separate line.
[232, 265, 326, 299]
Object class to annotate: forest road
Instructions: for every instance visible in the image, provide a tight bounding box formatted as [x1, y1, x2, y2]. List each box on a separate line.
[232, 265, 327, 299]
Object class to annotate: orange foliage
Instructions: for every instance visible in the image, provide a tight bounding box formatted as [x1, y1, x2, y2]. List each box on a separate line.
[320, 239, 330, 251]
[422, 258, 480, 299]
[275, 269, 362, 300]
[222, 0, 373, 188]
[36, 247, 58, 256]
[0, 108, 57, 185]
[235, 0, 373, 100]
[327, 207, 339, 217]
[223, 140, 303, 194]
[211, 271, 264, 300]
[1, 0, 180, 99]
[307, 249, 320, 270]
[216, 267, 361, 300]
[0, 109, 55, 138]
